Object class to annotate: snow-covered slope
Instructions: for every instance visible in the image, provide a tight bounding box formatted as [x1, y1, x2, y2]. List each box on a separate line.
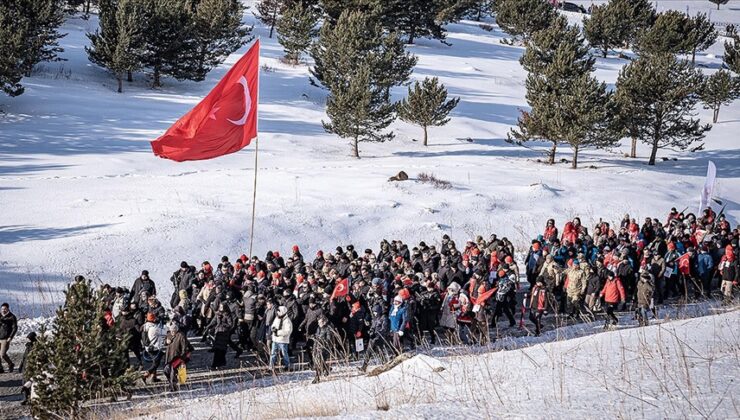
[1, 2, 740, 317]
[135, 310, 740, 419]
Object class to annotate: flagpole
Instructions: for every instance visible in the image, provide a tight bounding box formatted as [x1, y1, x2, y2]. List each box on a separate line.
[248, 38, 261, 259]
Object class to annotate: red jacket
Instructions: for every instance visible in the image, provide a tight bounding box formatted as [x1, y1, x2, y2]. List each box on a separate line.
[600, 278, 626, 304]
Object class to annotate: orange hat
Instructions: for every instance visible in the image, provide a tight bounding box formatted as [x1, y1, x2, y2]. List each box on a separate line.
[504, 256, 513, 264]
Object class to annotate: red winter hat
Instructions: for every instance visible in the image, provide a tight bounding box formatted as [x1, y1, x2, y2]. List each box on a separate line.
[398, 288, 411, 301]
[667, 242, 676, 251]
[240, 254, 248, 263]
[293, 245, 299, 252]
[504, 256, 513, 264]
[273, 251, 281, 258]
[317, 250, 324, 257]
[272, 272, 281, 280]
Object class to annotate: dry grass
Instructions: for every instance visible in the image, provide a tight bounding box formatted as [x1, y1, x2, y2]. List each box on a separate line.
[417, 172, 452, 189]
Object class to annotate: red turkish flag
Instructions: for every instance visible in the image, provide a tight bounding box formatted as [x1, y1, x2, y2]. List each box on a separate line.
[331, 278, 349, 301]
[151, 41, 260, 162]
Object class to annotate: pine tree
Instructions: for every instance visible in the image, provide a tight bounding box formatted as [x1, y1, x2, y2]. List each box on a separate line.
[255, 0, 284, 38]
[511, 16, 597, 164]
[138, 0, 194, 88]
[614, 53, 710, 165]
[586, 0, 654, 52]
[14, 0, 68, 77]
[636, 10, 693, 56]
[709, 0, 729, 10]
[725, 30, 740, 75]
[377, 0, 447, 44]
[86, 0, 145, 93]
[397, 77, 460, 146]
[310, 10, 416, 94]
[0, 2, 27, 96]
[189, 0, 251, 81]
[557, 75, 619, 168]
[493, 0, 556, 44]
[277, 2, 318, 64]
[323, 67, 395, 158]
[700, 69, 740, 123]
[27, 277, 136, 417]
[686, 13, 717, 65]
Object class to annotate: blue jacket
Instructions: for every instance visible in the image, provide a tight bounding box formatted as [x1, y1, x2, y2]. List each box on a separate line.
[389, 304, 407, 333]
[697, 253, 714, 277]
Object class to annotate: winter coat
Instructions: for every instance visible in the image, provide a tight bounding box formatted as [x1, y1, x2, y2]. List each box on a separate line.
[439, 293, 459, 329]
[600, 278, 626, 304]
[141, 321, 167, 351]
[129, 277, 157, 305]
[241, 291, 257, 321]
[0, 311, 18, 340]
[348, 307, 369, 337]
[271, 315, 293, 344]
[300, 306, 324, 336]
[368, 314, 390, 340]
[389, 304, 408, 333]
[171, 269, 196, 292]
[529, 284, 549, 311]
[697, 253, 714, 277]
[525, 250, 544, 275]
[565, 268, 587, 298]
[636, 278, 654, 308]
[164, 330, 192, 365]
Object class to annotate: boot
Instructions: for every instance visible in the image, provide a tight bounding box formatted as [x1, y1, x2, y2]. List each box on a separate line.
[20, 386, 30, 405]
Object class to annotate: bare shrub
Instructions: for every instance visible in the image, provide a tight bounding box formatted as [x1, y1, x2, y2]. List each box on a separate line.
[417, 172, 452, 189]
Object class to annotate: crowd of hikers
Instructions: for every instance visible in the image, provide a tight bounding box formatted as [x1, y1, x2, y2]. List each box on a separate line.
[3, 206, 739, 400]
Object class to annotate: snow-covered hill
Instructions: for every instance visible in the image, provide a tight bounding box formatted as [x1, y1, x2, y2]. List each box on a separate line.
[1, 1, 740, 317]
[134, 310, 740, 419]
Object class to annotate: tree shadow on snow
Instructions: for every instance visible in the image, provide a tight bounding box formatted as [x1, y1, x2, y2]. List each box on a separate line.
[0, 224, 111, 244]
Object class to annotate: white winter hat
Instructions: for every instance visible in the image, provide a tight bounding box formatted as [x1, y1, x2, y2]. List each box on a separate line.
[277, 306, 288, 317]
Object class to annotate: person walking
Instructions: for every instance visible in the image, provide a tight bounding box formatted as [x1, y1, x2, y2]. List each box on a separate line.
[0, 303, 18, 373]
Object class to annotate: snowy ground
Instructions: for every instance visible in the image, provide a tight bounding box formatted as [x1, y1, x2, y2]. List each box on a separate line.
[1, 1, 740, 317]
[131, 310, 740, 419]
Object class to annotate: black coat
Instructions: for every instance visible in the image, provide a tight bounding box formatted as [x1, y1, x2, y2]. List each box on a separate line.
[0, 312, 18, 340]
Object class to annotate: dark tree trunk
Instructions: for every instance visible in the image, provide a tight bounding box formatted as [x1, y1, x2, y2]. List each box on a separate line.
[571, 145, 579, 169]
[408, 28, 416, 45]
[648, 138, 659, 165]
[548, 142, 557, 164]
[153, 67, 161, 88]
[423, 126, 428, 146]
[127, 71, 133, 82]
[713, 106, 720, 123]
[117, 75, 123, 93]
[630, 137, 637, 158]
[352, 137, 360, 158]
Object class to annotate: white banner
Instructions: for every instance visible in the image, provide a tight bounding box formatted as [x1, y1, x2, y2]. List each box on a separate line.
[698, 161, 716, 214]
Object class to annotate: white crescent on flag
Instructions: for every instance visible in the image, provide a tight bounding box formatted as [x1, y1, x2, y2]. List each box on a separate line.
[228, 76, 252, 126]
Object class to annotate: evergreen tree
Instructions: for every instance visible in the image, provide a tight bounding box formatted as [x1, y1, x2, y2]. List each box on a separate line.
[585, 0, 654, 53]
[86, 0, 145, 93]
[277, 2, 318, 64]
[378, 0, 448, 44]
[0, 2, 27, 96]
[189, 0, 251, 81]
[700, 69, 740, 123]
[138, 0, 194, 88]
[27, 277, 135, 418]
[636, 10, 693, 56]
[16, 0, 68, 77]
[686, 12, 717, 65]
[614, 53, 710, 165]
[725, 29, 740, 75]
[255, 0, 284, 38]
[493, 0, 555, 44]
[310, 10, 416, 94]
[323, 67, 395, 158]
[709, 0, 729, 10]
[397, 77, 460, 146]
[511, 16, 597, 164]
[557, 74, 618, 168]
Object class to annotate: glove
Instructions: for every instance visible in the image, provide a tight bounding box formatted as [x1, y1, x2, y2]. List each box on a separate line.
[398, 331, 404, 337]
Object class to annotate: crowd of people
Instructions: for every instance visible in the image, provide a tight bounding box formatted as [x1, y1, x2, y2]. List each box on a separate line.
[2, 206, 738, 397]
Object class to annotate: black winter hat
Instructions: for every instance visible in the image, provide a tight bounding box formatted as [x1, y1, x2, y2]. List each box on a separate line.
[180, 261, 188, 269]
[141, 270, 149, 276]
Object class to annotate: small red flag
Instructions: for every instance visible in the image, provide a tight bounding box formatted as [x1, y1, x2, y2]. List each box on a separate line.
[151, 41, 260, 162]
[331, 279, 349, 301]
